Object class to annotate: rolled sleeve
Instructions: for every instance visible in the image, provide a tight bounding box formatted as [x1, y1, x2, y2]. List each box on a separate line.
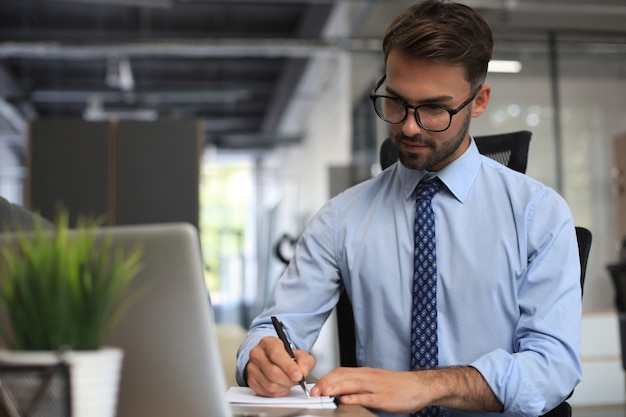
[471, 350, 545, 415]
[235, 326, 273, 386]
[471, 191, 583, 416]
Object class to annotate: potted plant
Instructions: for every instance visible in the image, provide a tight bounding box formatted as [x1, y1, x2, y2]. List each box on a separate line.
[0, 212, 143, 417]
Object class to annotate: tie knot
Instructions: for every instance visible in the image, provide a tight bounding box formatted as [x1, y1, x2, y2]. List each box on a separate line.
[416, 178, 443, 201]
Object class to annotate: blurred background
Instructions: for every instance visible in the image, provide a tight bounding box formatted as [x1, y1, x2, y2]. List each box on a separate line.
[0, 0, 625, 410]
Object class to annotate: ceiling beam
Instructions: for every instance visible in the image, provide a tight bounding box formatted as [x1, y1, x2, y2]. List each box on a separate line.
[0, 100, 25, 134]
[1, 30, 624, 62]
[179, 0, 626, 16]
[0, 66, 28, 141]
[28, 89, 252, 104]
[0, 64, 19, 97]
[0, 39, 378, 60]
[208, 132, 302, 149]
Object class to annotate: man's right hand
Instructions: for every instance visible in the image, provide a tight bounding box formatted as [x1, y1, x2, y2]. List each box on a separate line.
[245, 336, 316, 397]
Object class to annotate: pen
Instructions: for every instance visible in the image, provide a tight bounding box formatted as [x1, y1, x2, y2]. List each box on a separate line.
[270, 315, 310, 398]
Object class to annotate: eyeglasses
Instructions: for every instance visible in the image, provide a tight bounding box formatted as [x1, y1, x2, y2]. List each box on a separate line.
[369, 75, 482, 132]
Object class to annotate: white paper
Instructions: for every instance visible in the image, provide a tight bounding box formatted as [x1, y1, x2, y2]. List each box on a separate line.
[226, 384, 337, 409]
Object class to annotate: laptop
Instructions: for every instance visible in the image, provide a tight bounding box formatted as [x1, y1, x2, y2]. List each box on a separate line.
[105, 222, 236, 417]
[0, 222, 233, 417]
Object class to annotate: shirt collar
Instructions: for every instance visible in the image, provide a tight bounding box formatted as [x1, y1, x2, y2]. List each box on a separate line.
[396, 137, 482, 203]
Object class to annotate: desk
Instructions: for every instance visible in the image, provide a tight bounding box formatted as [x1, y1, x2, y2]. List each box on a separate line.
[307, 404, 376, 417]
[231, 404, 376, 417]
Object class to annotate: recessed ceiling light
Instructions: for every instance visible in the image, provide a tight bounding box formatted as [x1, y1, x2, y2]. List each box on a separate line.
[488, 60, 523, 73]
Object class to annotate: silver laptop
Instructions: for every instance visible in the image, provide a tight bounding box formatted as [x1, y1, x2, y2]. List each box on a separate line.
[106, 222, 235, 417]
[0, 222, 233, 417]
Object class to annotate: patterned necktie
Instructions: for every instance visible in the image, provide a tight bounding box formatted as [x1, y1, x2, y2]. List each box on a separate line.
[411, 178, 443, 417]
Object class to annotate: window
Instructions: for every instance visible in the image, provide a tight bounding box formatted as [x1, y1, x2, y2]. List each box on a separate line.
[200, 152, 254, 324]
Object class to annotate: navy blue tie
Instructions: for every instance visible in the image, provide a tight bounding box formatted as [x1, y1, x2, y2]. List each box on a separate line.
[411, 179, 442, 417]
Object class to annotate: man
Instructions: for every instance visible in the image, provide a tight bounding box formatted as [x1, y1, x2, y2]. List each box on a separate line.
[236, 1, 582, 416]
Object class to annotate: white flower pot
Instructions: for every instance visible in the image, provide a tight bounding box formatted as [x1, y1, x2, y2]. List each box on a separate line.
[0, 347, 123, 417]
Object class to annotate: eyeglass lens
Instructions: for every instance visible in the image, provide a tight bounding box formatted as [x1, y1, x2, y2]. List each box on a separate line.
[373, 97, 452, 132]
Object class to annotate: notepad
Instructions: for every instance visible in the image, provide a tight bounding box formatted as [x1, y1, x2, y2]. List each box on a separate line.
[226, 384, 337, 409]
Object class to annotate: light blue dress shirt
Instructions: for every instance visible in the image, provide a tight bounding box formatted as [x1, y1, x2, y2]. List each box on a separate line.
[236, 139, 582, 417]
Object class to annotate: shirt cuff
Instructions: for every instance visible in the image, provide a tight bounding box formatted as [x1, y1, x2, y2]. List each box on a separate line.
[471, 349, 545, 415]
[235, 346, 251, 386]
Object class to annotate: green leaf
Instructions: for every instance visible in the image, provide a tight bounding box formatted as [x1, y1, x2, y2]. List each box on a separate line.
[0, 210, 143, 350]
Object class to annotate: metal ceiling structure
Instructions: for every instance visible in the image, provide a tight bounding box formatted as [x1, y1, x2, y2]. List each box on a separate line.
[0, 0, 625, 153]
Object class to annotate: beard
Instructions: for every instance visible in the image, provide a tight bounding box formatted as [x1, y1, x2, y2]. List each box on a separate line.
[391, 108, 472, 171]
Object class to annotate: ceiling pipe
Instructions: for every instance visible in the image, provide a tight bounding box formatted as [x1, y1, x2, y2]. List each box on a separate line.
[179, 0, 626, 16]
[29, 89, 252, 104]
[0, 39, 365, 60]
[52, 0, 173, 6]
[1, 35, 623, 61]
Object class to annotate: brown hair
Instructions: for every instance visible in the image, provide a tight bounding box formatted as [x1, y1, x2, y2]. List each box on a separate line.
[382, 0, 493, 88]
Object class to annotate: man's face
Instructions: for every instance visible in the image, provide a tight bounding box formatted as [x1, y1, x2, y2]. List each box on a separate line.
[384, 50, 490, 171]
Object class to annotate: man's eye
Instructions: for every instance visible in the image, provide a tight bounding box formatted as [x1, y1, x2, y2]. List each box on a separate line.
[419, 105, 448, 115]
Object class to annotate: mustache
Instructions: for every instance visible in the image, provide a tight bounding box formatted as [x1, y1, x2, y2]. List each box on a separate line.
[392, 134, 434, 147]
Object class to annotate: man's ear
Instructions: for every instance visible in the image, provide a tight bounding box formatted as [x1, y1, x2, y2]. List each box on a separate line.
[471, 84, 491, 118]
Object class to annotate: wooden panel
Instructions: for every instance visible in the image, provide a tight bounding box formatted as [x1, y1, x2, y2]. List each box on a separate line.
[28, 120, 111, 226]
[116, 120, 201, 228]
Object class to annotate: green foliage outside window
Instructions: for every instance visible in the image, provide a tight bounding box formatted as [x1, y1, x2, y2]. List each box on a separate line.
[199, 160, 252, 302]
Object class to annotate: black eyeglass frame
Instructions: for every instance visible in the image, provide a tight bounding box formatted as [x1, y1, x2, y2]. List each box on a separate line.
[369, 75, 483, 132]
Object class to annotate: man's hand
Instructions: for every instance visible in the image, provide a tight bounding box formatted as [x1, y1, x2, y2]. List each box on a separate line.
[309, 367, 428, 413]
[310, 366, 503, 414]
[245, 336, 316, 398]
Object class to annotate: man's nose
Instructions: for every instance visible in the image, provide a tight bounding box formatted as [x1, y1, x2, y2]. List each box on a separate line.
[401, 109, 425, 137]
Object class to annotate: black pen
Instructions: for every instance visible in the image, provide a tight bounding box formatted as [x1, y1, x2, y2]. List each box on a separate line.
[270, 315, 310, 398]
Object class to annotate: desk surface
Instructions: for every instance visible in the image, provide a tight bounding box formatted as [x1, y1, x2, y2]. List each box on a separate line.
[310, 404, 376, 417]
[231, 404, 376, 417]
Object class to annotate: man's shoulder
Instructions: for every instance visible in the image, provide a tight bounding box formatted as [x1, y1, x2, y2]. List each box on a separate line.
[477, 157, 571, 216]
[332, 165, 400, 202]
[478, 155, 545, 190]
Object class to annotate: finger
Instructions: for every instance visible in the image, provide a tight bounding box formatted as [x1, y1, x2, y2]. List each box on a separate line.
[293, 349, 316, 377]
[339, 391, 420, 414]
[310, 367, 361, 396]
[248, 338, 297, 395]
[246, 361, 292, 397]
[313, 369, 425, 414]
[263, 339, 305, 382]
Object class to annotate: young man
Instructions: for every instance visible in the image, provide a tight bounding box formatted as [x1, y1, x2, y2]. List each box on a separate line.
[236, 1, 582, 416]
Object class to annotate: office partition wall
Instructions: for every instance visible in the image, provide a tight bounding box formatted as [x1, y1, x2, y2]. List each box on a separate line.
[27, 119, 202, 228]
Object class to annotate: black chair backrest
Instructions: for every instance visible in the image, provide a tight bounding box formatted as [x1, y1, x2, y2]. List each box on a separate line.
[474, 130, 531, 174]
[575, 226, 592, 296]
[541, 401, 572, 417]
[378, 130, 532, 174]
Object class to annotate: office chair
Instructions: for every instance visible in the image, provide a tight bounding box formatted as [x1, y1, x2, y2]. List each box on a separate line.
[474, 130, 532, 174]
[607, 241, 626, 374]
[576, 226, 592, 296]
[379, 130, 532, 173]
[338, 131, 591, 417]
[609, 261, 626, 313]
